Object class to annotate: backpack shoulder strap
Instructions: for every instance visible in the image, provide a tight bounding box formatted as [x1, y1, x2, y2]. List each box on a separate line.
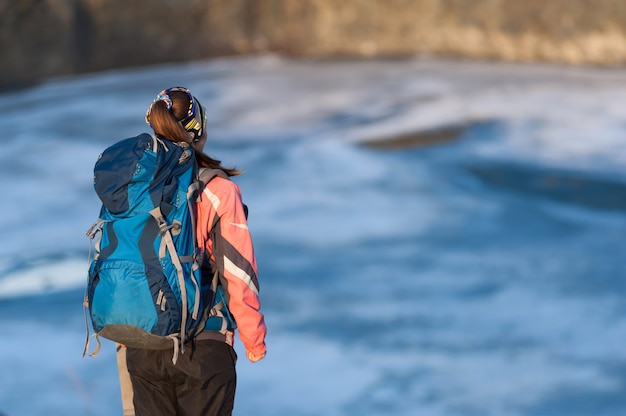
[190, 168, 229, 203]
[197, 168, 249, 220]
[198, 168, 229, 188]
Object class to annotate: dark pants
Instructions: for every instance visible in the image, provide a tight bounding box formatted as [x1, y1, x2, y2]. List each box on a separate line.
[126, 340, 237, 416]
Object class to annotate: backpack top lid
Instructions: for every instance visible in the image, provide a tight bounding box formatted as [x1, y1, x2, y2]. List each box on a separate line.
[94, 133, 195, 215]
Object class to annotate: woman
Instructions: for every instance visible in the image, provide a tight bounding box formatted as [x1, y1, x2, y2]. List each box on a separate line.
[126, 87, 267, 416]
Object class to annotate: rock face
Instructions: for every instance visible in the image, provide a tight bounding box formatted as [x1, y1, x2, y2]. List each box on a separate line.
[3, 0, 626, 88]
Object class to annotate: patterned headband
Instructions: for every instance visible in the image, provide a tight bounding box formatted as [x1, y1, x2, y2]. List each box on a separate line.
[145, 87, 206, 142]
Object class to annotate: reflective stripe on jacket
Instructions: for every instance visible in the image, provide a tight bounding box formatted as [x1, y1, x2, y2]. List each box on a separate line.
[195, 175, 267, 357]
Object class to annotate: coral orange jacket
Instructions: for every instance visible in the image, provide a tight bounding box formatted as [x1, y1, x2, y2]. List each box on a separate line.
[195, 174, 267, 357]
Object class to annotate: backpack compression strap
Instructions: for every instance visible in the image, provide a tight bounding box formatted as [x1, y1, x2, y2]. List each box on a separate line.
[149, 206, 201, 363]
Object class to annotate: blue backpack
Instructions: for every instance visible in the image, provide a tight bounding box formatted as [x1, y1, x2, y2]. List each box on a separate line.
[83, 133, 216, 363]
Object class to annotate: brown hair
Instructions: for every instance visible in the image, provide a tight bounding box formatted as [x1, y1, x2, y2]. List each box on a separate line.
[148, 90, 241, 176]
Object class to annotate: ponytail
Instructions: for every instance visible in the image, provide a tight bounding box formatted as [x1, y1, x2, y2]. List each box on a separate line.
[148, 100, 190, 144]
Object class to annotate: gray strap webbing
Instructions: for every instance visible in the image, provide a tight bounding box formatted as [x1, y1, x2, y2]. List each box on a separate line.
[212, 305, 228, 333]
[189, 168, 229, 204]
[204, 269, 229, 334]
[83, 333, 101, 358]
[198, 168, 229, 187]
[150, 207, 202, 354]
[152, 134, 168, 152]
[169, 335, 180, 365]
[83, 219, 107, 358]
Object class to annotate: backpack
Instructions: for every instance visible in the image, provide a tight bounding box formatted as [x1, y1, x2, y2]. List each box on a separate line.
[83, 133, 224, 363]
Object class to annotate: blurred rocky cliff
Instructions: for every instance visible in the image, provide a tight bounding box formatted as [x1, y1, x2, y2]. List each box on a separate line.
[3, 0, 626, 89]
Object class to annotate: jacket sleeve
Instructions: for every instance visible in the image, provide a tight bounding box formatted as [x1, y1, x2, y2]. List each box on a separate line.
[198, 177, 267, 356]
